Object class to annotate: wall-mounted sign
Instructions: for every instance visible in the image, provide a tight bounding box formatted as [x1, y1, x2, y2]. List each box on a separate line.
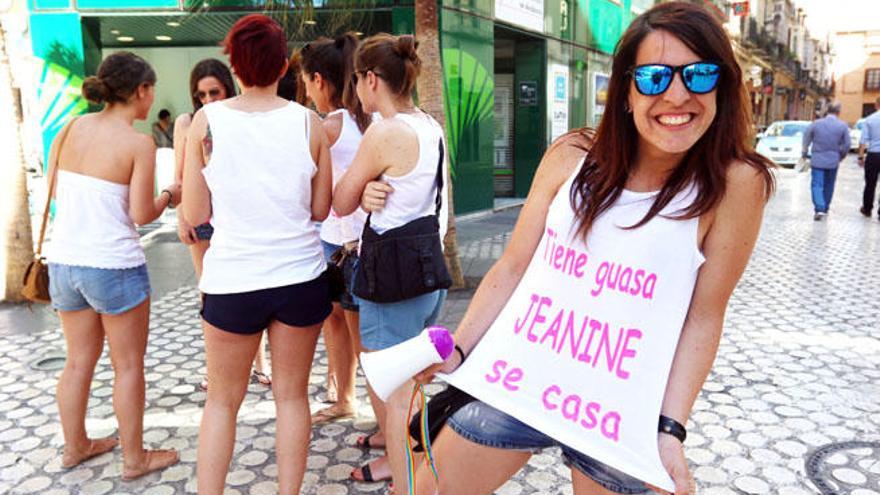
[550, 64, 569, 141]
[496, 0, 544, 33]
[519, 81, 538, 106]
[592, 72, 610, 126]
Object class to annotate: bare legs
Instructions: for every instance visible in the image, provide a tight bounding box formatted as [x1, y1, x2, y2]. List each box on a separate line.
[268, 321, 321, 493]
[414, 426, 619, 495]
[57, 308, 118, 468]
[191, 240, 270, 388]
[56, 299, 177, 477]
[197, 320, 320, 494]
[314, 305, 359, 422]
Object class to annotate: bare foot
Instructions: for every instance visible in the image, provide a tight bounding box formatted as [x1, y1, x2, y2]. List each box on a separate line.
[61, 437, 119, 469]
[311, 403, 357, 425]
[122, 449, 179, 480]
[326, 373, 338, 403]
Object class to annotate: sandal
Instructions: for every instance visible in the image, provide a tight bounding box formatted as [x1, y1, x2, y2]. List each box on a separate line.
[251, 369, 271, 386]
[355, 432, 386, 450]
[350, 458, 391, 482]
[311, 405, 356, 425]
[61, 437, 119, 469]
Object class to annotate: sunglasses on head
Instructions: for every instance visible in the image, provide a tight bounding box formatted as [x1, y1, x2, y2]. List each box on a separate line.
[194, 88, 223, 100]
[631, 62, 721, 96]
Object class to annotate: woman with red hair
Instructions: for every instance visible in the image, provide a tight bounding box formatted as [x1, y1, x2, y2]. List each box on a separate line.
[182, 14, 332, 493]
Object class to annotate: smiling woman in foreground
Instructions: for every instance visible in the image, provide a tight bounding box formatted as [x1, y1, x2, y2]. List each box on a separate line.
[415, 2, 774, 494]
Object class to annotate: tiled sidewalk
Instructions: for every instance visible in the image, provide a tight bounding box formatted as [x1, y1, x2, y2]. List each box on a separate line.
[1, 160, 880, 494]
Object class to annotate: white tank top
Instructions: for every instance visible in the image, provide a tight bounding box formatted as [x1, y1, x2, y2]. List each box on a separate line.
[370, 111, 449, 240]
[46, 170, 145, 269]
[320, 109, 368, 245]
[199, 101, 325, 294]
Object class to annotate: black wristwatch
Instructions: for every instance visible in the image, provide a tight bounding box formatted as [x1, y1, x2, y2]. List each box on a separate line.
[658, 415, 687, 443]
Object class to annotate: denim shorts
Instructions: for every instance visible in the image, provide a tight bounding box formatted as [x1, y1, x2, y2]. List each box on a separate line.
[194, 222, 214, 241]
[357, 289, 446, 351]
[322, 240, 358, 312]
[49, 263, 150, 315]
[201, 271, 332, 335]
[448, 401, 650, 494]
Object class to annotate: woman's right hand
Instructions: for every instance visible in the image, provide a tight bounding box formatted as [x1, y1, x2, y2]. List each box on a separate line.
[177, 215, 198, 245]
[361, 180, 394, 212]
[414, 351, 463, 385]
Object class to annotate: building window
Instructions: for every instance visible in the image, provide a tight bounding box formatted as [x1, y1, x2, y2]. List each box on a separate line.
[867, 69, 880, 91]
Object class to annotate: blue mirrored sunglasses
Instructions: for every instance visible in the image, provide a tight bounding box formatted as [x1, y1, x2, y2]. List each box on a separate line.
[631, 62, 721, 96]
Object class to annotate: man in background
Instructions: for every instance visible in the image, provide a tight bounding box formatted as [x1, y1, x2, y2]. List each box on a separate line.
[858, 97, 880, 219]
[802, 102, 850, 221]
[151, 109, 174, 148]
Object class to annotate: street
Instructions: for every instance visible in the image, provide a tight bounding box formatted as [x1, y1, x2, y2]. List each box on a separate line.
[0, 155, 878, 494]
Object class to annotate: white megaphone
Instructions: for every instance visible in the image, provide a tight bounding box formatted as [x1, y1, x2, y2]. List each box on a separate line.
[360, 326, 454, 401]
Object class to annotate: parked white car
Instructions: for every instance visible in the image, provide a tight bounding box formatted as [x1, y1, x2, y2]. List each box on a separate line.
[756, 120, 811, 168]
[851, 118, 866, 151]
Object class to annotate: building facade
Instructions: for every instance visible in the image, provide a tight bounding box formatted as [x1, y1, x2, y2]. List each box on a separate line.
[833, 29, 880, 125]
[724, 0, 832, 128]
[20, 0, 652, 215]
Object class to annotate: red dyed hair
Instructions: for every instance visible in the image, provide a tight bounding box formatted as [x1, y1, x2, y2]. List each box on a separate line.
[222, 14, 288, 88]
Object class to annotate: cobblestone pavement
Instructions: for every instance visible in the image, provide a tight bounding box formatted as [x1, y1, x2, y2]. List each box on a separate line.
[1, 159, 879, 494]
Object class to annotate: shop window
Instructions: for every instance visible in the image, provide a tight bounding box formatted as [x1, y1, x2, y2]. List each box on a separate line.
[866, 68, 880, 91]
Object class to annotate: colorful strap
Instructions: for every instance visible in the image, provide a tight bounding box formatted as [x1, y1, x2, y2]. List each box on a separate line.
[406, 383, 439, 494]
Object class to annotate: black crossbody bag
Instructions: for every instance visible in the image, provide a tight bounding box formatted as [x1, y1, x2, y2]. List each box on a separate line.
[352, 139, 452, 303]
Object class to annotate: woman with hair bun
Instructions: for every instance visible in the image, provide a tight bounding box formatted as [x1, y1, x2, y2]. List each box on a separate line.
[46, 51, 180, 479]
[300, 31, 371, 427]
[334, 32, 449, 490]
[182, 15, 332, 493]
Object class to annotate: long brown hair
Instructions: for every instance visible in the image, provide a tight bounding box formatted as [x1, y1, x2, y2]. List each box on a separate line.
[301, 32, 371, 132]
[568, 1, 774, 239]
[189, 58, 237, 111]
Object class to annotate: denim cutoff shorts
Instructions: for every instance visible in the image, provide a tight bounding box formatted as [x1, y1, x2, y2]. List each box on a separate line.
[49, 263, 150, 315]
[322, 240, 358, 312]
[448, 401, 650, 494]
[356, 289, 446, 351]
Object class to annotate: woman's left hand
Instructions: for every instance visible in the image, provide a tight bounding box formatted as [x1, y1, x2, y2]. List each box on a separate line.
[645, 434, 694, 494]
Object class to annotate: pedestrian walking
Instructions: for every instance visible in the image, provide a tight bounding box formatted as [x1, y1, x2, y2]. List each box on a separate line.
[151, 108, 174, 148]
[173, 58, 271, 391]
[45, 51, 180, 480]
[334, 33, 450, 489]
[802, 102, 850, 221]
[181, 15, 332, 494]
[413, 3, 774, 494]
[300, 33, 372, 426]
[858, 96, 880, 218]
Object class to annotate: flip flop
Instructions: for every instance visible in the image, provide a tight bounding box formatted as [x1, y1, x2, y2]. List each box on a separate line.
[251, 369, 271, 386]
[355, 432, 385, 450]
[311, 405, 356, 425]
[350, 460, 391, 483]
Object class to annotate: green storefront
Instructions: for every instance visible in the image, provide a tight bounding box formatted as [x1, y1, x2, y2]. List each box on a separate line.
[25, 0, 653, 214]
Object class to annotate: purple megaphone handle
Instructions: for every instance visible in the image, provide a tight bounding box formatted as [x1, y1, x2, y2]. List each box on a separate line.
[426, 326, 454, 360]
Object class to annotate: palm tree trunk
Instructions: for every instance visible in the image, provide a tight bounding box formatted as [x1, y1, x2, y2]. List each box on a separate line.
[415, 0, 466, 289]
[0, 20, 35, 302]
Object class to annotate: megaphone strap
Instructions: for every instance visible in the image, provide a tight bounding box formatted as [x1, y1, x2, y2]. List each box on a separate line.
[406, 384, 440, 494]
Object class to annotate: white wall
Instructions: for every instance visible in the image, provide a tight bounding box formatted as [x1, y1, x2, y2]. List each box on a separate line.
[101, 46, 229, 136]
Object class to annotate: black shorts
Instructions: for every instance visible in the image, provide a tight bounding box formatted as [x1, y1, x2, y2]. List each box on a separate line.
[201, 271, 332, 335]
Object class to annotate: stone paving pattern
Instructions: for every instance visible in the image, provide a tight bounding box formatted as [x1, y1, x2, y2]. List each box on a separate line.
[1, 159, 879, 494]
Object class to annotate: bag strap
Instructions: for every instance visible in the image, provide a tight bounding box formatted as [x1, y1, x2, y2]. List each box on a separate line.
[433, 137, 445, 217]
[35, 117, 78, 257]
[364, 129, 446, 227]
